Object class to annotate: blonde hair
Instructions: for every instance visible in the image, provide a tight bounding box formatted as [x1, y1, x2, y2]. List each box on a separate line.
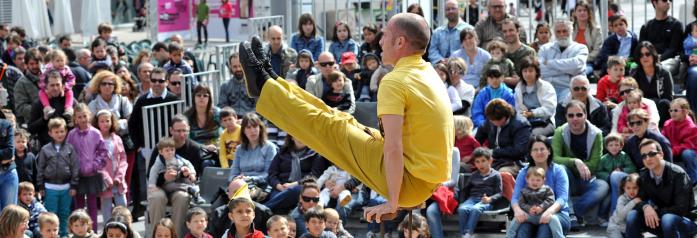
[625, 90, 643, 104]
[18, 181, 35, 194]
[111, 206, 133, 225]
[604, 133, 624, 147]
[324, 208, 340, 219]
[454, 115, 474, 138]
[628, 108, 650, 121]
[619, 76, 638, 88]
[68, 209, 93, 233]
[89, 71, 123, 95]
[48, 117, 67, 131]
[0, 204, 30, 237]
[526, 166, 546, 179]
[671, 98, 697, 122]
[38, 212, 59, 228]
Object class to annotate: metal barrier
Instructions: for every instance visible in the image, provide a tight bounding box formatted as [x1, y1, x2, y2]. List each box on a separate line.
[182, 70, 222, 108]
[214, 43, 240, 82]
[250, 15, 285, 40]
[142, 100, 187, 149]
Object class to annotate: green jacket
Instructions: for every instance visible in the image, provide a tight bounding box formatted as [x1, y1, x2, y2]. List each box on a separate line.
[552, 122, 604, 177]
[596, 151, 636, 182]
[196, 3, 209, 21]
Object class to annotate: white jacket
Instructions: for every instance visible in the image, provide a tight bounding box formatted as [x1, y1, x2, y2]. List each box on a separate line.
[514, 79, 557, 122]
[610, 98, 660, 134]
[538, 41, 589, 97]
[317, 166, 351, 188]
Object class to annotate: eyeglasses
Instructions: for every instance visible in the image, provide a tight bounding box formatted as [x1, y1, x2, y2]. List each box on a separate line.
[100, 82, 115, 86]
[619, 89, 634, 97]
[641, 151, 660, 160]
[170, 81, 181, 86]
[489, 5, 505, 9]
[572, 86, 588, 92]
[640, 52, 652, 58]
[301, 195, 320, 203]
[319, 61, 335, 67]
[669, 109, 683, 113]
[151, 78, 166, 84]
[566, 113, 584, 118]
[660, 0, 672, 2]
[196, 94, 210, 98]
[628, 120, 644, 127]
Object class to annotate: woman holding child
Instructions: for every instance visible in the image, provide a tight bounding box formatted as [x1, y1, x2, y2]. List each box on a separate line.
[509, 135, 570, 238]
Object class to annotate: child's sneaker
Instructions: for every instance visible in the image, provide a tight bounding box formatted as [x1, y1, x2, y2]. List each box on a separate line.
[338, 190, 353, 206]
[187, 186, 206, 205]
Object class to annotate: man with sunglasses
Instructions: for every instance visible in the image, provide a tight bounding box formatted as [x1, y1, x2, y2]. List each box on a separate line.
[237, 13, 453, 223]
[127, 67, 179, 218]
[551, 100, 608, 228]
[166, 69, 184, 98]
[305, 52, 356, 113]
[639, 0, 683, 77]
[539, 20, 589, 103]
[555, 75, 611, 136]
[474, 0, 526, 48]
[625, 139, 697, 238]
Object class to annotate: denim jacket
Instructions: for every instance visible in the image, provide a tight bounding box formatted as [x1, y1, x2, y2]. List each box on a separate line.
[291, 33, 325, 61]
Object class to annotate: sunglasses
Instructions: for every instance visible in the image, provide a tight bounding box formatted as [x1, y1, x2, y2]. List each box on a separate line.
[319, 61, 335, 67]
[151, 78, 166, 84]
[640, 52, 652, 58]
[660, 0, 671, 2]
[567, 113, 584, 118]
[490, 4, 505, 9]
[641, 151, 660, 160]
[100, 82, 115, 86]
[669, 109, 683, 113]
[572, 86, 588, 92]
[170, 81, 181, 86]
[619, 89, 634, 97]
[301, 195, 320, 203]
[628, 120, 644, 127]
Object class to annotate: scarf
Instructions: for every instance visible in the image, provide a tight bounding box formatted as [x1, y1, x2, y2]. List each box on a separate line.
[96, 94, 122, 118]
[288, 149, 304, 182]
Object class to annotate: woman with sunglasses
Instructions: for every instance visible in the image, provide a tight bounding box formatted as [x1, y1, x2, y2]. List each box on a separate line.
[184, 85, 221, 152]
[290, 181, 321, 235]
[551, 100, 608, 228]
[555, 75, 611, 136]
[630, 41, 673, 127]
[511, 135, 571, 237]
[87, 71, 132, 123]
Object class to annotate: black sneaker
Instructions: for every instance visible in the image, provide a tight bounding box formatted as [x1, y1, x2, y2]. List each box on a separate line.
[250, 36, 279, 79]
[238, 41, 270, 98]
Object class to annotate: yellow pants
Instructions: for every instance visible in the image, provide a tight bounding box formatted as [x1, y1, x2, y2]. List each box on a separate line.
[256, 78, 438, 207]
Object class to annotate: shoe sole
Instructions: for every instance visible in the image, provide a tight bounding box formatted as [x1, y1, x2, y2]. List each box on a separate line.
[238, 42, 261, 98]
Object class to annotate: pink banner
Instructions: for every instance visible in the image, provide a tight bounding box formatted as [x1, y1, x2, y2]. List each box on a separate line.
[157, 0, 191, 33]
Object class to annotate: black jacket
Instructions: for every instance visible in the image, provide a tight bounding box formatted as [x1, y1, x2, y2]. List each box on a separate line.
[639, 16, 684, 61]
[637, 162, 693, 218]
[596, 31, 639, 73]
[128, 91, 180, 148]
[624, 130, 673, 169]
[267, 148, 326, 189]
[148, 139, 204, 177]
[631, 65, 674, 101]
[28, 97, 72, 147]
[475, 113, 532, 169]
[68, 61, 91, 98]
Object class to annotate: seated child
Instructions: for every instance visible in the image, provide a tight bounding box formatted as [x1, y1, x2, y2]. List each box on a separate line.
[458, 148, 502, 238]
[478, 40, 516, 89]
[354, 53, 380, 101]
[184, 207, 213, 238]
[286, 215, 298, 238]
[300, 207, 337, 238]
[596, 133, 636, 214]
[398, 213, 429, 238]
[506, 167, 560, 238]
[324, 208, 352, 238]
[39, 212, 60, 238]
[68, 209, 99, 238]
[596, 56, 626, 109]
[607, 173, 641, 238]
[454, 115, 480, 172]
[18, 182, 46, 237]
[615, 90, 658, 138]
[223, 197, 266, 238]
[267, 215, 291, 238]
[285, 50, 318, 89]
[317, 165, 352, 207]
[218, 107, 241, 168]
[148, 137, 205, 204]
[321, 71, 353, 112]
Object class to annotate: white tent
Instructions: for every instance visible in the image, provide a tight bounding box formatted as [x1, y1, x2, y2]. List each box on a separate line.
[81, 0, 111, 37]
[53, 0, 75, 35]
[12, 0, 53, 39]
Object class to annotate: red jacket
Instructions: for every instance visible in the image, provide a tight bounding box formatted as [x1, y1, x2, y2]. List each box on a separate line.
[219, 2, 233, 18]
[185, 233, 213, 238]
[662, 117, 697, 156]
[595, 75, 623, 103]
[455, 135, 480, 166]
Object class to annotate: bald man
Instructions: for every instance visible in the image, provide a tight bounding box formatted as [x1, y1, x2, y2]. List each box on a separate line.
[237, 13, 454, 222]
[264, 25, 297, 78]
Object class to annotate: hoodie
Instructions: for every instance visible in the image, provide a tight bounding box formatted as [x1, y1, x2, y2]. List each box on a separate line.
[285, 49, 318, 89]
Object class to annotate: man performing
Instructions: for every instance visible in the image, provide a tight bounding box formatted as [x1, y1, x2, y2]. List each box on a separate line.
[237, 13, 454, 222]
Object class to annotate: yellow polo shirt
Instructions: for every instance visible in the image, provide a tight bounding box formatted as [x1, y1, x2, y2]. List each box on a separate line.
[218, 126, 241, 168]
[377, 54, 454, 184]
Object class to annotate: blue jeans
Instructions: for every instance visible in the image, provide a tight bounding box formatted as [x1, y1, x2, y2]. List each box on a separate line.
[626, 210, 697, 237]
[679, 149, 697, 186]
[264, 185, 301, 212]
[426, 202, 447, 238]
[336, 191, 363, 226]
[44, 188, 72, 237]
[686, 66, 697, 111]
[0, 168, 18, 211]
[457, 198, 492, 235]
[507, 214, 564, 238]
[565, 167, 609, 218]
[609, 171, 628, 214]
[515, 212, 571, 238]
[585, 63, 595, 77]
[101, 187, 127, 224]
